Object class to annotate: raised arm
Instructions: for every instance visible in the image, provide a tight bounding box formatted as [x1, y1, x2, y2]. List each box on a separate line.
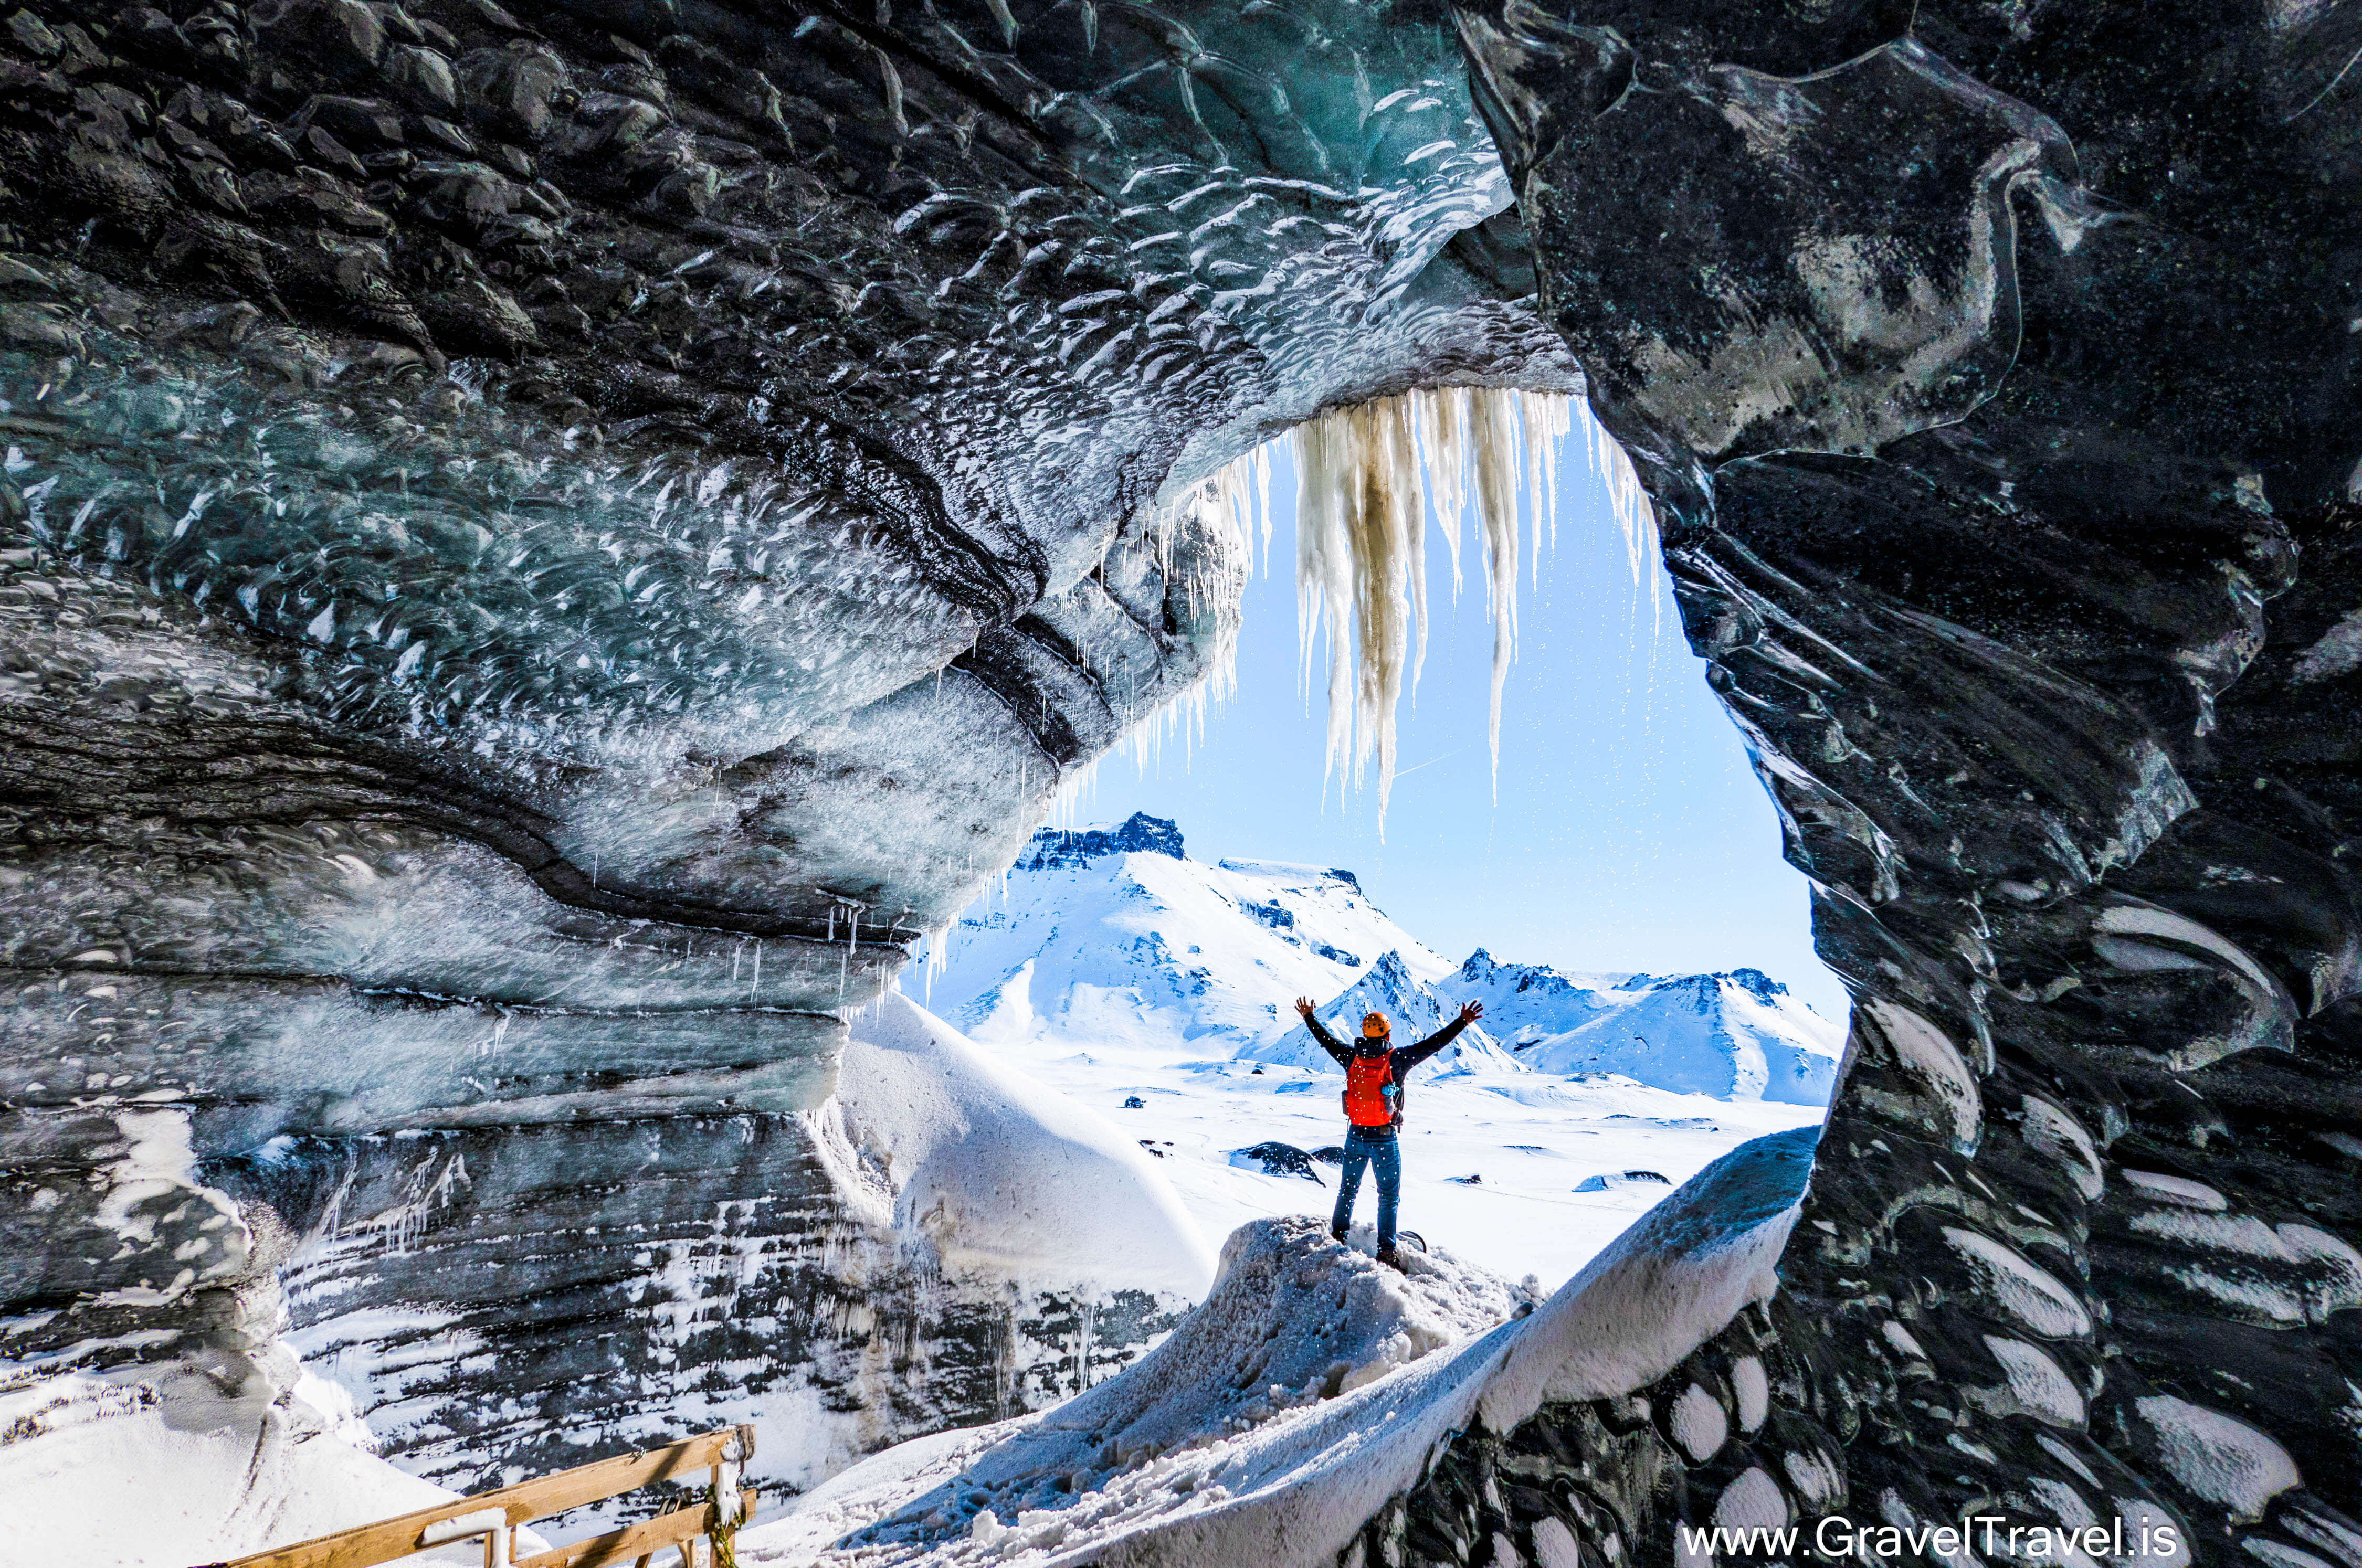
[1397, 1000, 1484, 1072]
[1293, 996, 1355, 1069]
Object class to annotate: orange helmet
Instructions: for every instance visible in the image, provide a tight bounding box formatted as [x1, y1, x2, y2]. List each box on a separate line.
[1361, 1011, 1390, 1039]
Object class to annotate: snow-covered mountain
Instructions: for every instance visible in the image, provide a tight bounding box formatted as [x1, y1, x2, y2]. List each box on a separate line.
[925, 813, 1453, 1055]
[925, 815, 1843, 1105]
[1238, 950, 1527, 1075]
[1439, 953, 1844, 1105]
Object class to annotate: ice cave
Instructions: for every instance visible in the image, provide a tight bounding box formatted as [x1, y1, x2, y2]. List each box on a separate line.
[2, 0, 2359, 1565]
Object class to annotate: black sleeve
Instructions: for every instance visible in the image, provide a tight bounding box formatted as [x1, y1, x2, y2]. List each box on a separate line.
[1395, 1013, 1470, 1073]
[1303, 1010, 1355, 1069]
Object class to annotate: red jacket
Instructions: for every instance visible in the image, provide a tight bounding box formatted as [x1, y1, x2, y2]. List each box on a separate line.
[1303, 1011, 1470, 1135]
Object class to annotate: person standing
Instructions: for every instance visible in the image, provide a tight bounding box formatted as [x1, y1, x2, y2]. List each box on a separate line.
[1292, 995, 1485, 1269]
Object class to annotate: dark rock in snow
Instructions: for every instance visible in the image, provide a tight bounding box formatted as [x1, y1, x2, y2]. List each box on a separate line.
[1017, 812, 1186, 871]
[1227, 1141, 1325, 1183]
[1575, 1170, 1672, 1192]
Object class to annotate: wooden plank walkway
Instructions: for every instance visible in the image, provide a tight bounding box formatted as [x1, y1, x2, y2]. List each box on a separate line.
[206, 1425, 757, 1568]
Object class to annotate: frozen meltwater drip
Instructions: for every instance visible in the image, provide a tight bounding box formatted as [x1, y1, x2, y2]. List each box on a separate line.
[1587, 403, 1661, 630]
[1101, 390, 1652, 827]
[1271, 388, 1651, 819]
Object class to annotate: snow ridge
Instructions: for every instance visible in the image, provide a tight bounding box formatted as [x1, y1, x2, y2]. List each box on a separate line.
[1237, 949, 1525, 1076]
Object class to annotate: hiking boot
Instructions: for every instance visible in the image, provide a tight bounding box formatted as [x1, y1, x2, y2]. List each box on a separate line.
[1375, 1246, 1405, 1272]
[1330, 1224, 1349, 1245]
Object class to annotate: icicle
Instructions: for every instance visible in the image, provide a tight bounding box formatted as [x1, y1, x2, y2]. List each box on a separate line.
[1252, 444, 1272, 575]
[750, 941, 761, 1001]
[1517, 390, 1569, 586]
[1413, 387, 1470, 602]
[1467, 389, 1523, 799]
[834, 897, 867, 1002]
[1108, 386, 1644, 829]
[922, 917, 952, 1004]
[1579, 395, 1661, 629]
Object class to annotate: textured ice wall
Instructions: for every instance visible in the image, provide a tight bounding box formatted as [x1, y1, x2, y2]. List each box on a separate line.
[1372, 5, 2362, 1565]
[0, 0, 1580, 1539]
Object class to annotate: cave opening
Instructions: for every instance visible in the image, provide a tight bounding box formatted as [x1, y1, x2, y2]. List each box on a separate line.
[917, 393, 1847, 1292]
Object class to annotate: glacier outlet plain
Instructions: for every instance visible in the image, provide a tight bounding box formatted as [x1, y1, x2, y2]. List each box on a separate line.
[1, 0, 2361, 1564]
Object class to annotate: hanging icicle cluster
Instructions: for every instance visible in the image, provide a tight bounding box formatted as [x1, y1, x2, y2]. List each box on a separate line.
[1279, 387, 1658, 827]
[1090, 387, 1657, 835]
[908, 390, 1657, 975]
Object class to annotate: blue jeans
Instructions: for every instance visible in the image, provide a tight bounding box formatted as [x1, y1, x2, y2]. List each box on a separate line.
[1331, 1127, 1401, 1251]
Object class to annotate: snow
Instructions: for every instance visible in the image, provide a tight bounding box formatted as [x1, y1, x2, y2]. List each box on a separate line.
[1714, 1468, 1788, 1532]
[1671, 1382, 1730, 1460]
[0, 1369, 550, 1568]
[821, 993, 1218, 1304]
[1979, 1336, 2085, 1427]
[1477, 1126, 1814, 1416]
[1939, 1227, 2092, 1340]
[1240, 948, 1525, 1075]
[737, 1126, 1815, 1568]
[1862, 998, 1982, 1147]
[1437, 951, 1846, 1107]
[958, 1035, 1819, 1290]
[1730, 1354, 1769, 1431]
[739, 1216, 1533, 1566]
[929, 822, 1449, 1060]
[2133, 1394, 2301, 1522]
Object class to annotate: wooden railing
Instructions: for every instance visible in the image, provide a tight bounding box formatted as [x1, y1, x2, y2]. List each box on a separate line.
[208, 1426, 758, 1568]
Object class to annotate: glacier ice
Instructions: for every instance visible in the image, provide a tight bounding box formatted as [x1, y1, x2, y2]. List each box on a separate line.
[1278, 385, 1650, 817]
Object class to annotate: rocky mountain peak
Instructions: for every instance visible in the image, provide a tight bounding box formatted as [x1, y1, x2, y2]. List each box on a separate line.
[1016, 812, 1187, 871]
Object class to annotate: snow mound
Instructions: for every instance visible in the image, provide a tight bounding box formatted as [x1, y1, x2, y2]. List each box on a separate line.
[1238, 950, 1523, 1075]
[0, 1370, 548, 1568]
[820, 994, 1218, 1302]
[742, 1216, 1530, 1566]
[741, 1127, 1816, 1568]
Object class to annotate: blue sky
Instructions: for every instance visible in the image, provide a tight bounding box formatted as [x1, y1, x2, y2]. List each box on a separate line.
[1066, 436, 1854, 1026]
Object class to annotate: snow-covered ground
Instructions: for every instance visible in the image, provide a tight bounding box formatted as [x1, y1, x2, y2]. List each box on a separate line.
[960, 1025, 1823, 1290]
[0, 1369, 553, 1568]
[742, 1127, 1820, 1568]
[910, 813, 1839, 1288]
